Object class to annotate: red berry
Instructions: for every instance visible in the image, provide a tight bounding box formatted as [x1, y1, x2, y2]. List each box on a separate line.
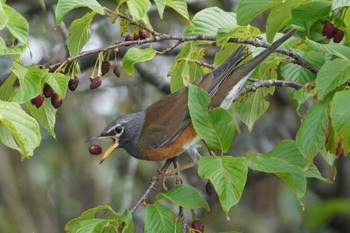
[101, 60, 111, 76]
[68, 75, 79, 91]
[43, 83, 55, 98]
[333, 29, 344, 43]
[133, 33, 140, 40]
[191, 220, 204, 233]
[89, 145, 102, 155]
[322, 22, 335, 38]
[90, 76, 102, 89]
[31, 94, 45, 108]
[113, 66, 121, 78]
[124, 35, 134, 41]
[139, 30, 148, 39]
[51, 93, 62, 109]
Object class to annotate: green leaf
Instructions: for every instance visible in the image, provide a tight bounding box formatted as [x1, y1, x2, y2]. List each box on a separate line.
[237, 0, 279, 25]
[77, 219, 110, 233]
[44, 72, 70, 98]
[65, 205, 119, 232]
[10, 64, 48, 104]
[185, 7, 236, 36]
[296, 97, 329, 158]
[281, 63, 316, 85]
[290, 1, 331, 32]
[305, 39, 350, 59]
[247, 140, 319, 197]
[316, 59, 350, 98]
[144, 203, 180, 233]
[188, 85, 235, 152]
[169, 42, 209, 92]
[154, 0, 165, 18]
[67, 11, 96, 56]
[26, 100, 57, 138]
[198, 156, 248, 216]
[233, 87, 274, 131]
[331, 90, 350, 154]
[266, 0, 308, 42]
[0, 43, 27, 56]
[0, 2, 9, 30]
[127, 0, 151, 20]
[0, 73, 17, 101]
[122, 47, 156, 76]
[120, 210, 134, 233]
[156, 184, 210, 211]
[55, 0, 104, 24]
[216, 26, 261, 47]
[0, 100, 40, 159]
[3, 4, 29, 43]
[164, 0, 189, 20]
[332, 0, 350, 10]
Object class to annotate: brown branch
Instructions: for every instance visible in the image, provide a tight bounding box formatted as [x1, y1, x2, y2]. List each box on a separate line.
[232, 78, 303, 101]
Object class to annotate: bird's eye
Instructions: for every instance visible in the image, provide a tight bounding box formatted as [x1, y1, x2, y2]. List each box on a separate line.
[114, 125, 124, 135]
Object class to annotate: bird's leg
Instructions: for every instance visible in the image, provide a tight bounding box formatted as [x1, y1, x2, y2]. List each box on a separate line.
[172, 157, 183, 184]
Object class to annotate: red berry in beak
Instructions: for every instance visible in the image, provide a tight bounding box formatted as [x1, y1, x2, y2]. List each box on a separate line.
[89, 145, 102, 155]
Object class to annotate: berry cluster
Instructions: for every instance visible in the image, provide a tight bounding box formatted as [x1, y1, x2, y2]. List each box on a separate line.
[31, 75, 80, 109]
[124, 30, 148, 41]
[90, 60, 121, 90]
[322, 22, 344, 43]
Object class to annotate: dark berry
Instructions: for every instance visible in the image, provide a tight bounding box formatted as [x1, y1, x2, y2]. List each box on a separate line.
[322, 22, 335, 38]
[191, 220, 204, 233]
[89, 145, 102, 155]
[51, 93, 62, 109]
[333, 29, 344, 43]
[68, 75, 79, 91]
[139, 30, 148, 39]
[90, 76, 102, 89]
[31, 94, 45, 108]
[101, 60, 111, 76]
[43, 83, 55, 98]
[124, 35, 134, 41]
[205, 180, 214, 196]
[113, 66, 121, 78]
[133, 33, 140, 40]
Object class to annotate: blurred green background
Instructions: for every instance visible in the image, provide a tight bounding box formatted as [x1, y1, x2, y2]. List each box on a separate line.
[0, 0, 349, 232]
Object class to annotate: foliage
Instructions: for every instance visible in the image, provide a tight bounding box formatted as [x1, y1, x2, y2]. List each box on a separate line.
[0, 0, 350, 232]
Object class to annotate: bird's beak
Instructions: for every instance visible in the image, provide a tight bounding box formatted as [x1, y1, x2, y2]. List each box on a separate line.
[86, 135, 119, 164]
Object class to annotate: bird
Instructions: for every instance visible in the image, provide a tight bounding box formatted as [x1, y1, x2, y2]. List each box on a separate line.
[88, 29, 296, 163]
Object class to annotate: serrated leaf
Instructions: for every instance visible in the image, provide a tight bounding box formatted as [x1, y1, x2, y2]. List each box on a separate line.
[185, 7, 236, 36]
[296, 97, 329, 158]
[127, 0, 151, 20]
[331, 90, 350, 154]
[198, 156, 247, 216]
[237, 0, 279, 25]
[188, 85, 235, 152]
[165, 0, 189, 20]
[65, 205, 118, 232]
[26, 100, 57, 138]
[10, 65, 47, 104]
[305, 39, 350, 59]
[3, 4, 29, 43]
[156, 184, 209, 211]
[44, 72, 70, 98]
[55, 0, 104, 24]
[266, 0, 307, 42]
[281, 63, 316, 85]
[67, 11, 95, 56]
[0, 100, 40, 159]
[316, 59, 350, 98]
[233, 88, 274, 131]
[122, 47, 156, 76]
[144, 203, 180, 233]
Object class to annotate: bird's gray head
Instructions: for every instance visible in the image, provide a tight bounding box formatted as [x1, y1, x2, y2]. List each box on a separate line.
[87, 111, 145, 163]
